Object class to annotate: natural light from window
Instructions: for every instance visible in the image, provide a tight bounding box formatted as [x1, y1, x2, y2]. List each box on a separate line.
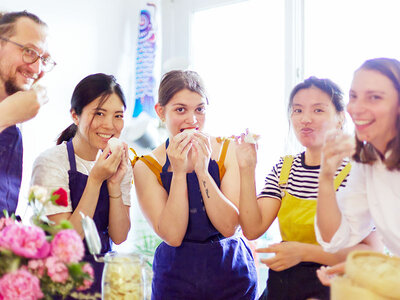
[191, 0, 287, 189]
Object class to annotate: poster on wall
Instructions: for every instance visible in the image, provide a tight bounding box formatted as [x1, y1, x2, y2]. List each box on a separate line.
[126, 1, 163, 273]
[133, 2, 159, 119]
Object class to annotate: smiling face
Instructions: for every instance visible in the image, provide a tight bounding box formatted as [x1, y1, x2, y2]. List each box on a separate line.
[347, 68, 400, 154]
[0, 17, 49, 98]
[156, 88, 207, 137]
[72, 93, 125, 158]
[291, 87, 343, 151]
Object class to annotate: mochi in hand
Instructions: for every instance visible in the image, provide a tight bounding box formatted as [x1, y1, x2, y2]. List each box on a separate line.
[108, 137, 123, 153]
[244, 129, 260, 144]
[183, 128, 197, 135]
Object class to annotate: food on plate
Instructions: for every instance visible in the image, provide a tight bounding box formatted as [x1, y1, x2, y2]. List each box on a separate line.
[331, 251, 400, 300]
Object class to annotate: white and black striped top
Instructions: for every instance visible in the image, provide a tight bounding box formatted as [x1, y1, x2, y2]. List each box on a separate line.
[258, 152, 349, 201]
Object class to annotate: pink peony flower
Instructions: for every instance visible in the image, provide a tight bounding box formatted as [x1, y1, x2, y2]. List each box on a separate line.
[0, 217, 14, 231]
[0, 224, 50, 259]
[45, 257, 69, 283]
[76, 263, 94, 291]
[0, 269, 43, 300]
[51, 229, 84, 263]
[27, 259, 46, 278]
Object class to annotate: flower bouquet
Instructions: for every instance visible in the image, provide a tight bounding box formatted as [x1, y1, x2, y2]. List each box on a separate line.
[0, 186, 94, 300]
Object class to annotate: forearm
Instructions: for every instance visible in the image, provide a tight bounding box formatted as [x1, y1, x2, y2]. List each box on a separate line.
[238, 167, 265, 240]
[317, 173, 342, 242]
[107, 185, 130, 244]
[157, 172, 189, 246]
[302, 236, 381, 266]
[197, 172, 239, 237]
[301, 243, 346, 266]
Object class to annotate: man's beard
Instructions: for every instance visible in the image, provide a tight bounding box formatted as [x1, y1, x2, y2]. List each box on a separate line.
[5, 78, 23, 95]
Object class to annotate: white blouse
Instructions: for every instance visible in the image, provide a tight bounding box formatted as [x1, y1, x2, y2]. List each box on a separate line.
[31, 142, 132, 215]
[315, 159, 400, 256]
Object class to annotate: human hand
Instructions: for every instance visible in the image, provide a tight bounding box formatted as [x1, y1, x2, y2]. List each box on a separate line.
[90, 144, 123, 184]
[256, 241, 304, 271]
[2, 85, 49, 125]
[235, 130, 258, 170]
[167, 131, 193, 174]
[321, 130, 355, 179]
[191, 132, 211, 176]
[316, 263, 345, 286]
[107, 142, 129, 186]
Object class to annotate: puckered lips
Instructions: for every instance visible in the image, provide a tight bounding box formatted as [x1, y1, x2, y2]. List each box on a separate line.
[300, 127, 314, 135]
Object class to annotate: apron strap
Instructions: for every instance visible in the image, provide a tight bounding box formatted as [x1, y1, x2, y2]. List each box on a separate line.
[66, 140, 77, 172]
[217, 138, 230, 181]
[130, 147, 163, 186]
[334, 162, 351, 191]
[279, 155, 294, 185]
[162, 139, 171, 173]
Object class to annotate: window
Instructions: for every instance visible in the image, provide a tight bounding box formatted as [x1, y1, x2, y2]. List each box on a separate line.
[191, 0, 287, 188]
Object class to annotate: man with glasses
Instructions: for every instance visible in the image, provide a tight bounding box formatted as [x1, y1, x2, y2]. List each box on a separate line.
[0, 11, 55, 215]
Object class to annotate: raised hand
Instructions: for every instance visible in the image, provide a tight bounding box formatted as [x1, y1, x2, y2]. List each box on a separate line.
[107, 142, 129, 186]
[167, 131, 193, 174]
[321, 130, 356, 178]
[1, 85, 49, 126]
[89, 144, 123, 184]
[256, 241, 304, 271]
[191, 132, 212, 176]
[235, 131, 258, 170]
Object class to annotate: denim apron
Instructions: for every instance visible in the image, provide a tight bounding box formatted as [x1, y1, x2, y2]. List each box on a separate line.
[151, 139, 257, 300]
[264, 155, 350, 300]
[0, 125, 23, 215]
[66, 140, 111, 297]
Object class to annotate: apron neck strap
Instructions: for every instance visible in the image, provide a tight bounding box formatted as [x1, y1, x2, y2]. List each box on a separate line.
[66, 140, 77, 172]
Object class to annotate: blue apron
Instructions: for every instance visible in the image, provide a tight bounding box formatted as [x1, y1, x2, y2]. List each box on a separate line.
[151, 139, 257, 300]
[66, 140, 111, 297]
[0, 125, 23, 215]
[264, 262, 329, 300]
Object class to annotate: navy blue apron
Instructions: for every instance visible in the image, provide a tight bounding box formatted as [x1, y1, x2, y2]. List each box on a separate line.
[0, 125, 23, 215]
[66, 140, 111, 297]
[151, 139, 257, 300]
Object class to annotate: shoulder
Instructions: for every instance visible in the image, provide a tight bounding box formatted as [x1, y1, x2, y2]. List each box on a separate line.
[34, 143, 67, 166]
[132, 145, 164, 179]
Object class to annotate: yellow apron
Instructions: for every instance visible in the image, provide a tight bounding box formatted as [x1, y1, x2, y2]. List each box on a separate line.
[277, 155, 351, 245]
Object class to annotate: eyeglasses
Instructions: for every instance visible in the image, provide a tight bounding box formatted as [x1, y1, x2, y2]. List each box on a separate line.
[0, 36, 56, 72]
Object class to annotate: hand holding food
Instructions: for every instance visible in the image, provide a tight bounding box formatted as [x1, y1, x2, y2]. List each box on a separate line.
[108, 137, 123, 153]
[235, 129, 258, 169]
[321, 130, 356, 178]
[243, 128, 260, 144]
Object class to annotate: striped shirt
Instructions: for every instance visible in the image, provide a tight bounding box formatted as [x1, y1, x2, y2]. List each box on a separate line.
[258, 152, 349, 201]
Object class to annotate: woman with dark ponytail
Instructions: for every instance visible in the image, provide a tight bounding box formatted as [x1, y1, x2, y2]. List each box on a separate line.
[31, 73, 132, 298]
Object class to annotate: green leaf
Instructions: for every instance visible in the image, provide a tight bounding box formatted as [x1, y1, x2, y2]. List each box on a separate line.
[59, 220, 73, 229]
[68, 263, 83, 278]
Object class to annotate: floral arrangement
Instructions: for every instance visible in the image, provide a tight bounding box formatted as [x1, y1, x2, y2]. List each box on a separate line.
[0, 186, 94, 300]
